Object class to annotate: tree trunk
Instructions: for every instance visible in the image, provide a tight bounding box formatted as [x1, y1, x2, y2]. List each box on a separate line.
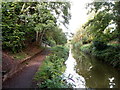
[36, 31, 38, 42]
[36, 31, 40, 45]
[39, 30, 46, 45]
[35, 30, 46, 45]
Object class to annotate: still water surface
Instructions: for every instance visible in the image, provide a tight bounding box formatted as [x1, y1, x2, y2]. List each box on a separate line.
[63, 48, 120, 88]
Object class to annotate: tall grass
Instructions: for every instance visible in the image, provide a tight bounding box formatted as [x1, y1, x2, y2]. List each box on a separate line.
[34, 45, 71, 88]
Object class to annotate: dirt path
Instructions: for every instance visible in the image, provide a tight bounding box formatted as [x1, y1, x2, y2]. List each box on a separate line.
[2, 49, 50, 88]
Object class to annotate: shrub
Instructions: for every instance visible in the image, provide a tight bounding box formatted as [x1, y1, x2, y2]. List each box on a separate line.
[34, 45, 70, 88]
[91, 45, 120, 68]
[78, 42, 120, 68]
[93, 41, 107, 50]
[46, 39, 56, 47]
[80, 44, 92, 53]
[51, 45, 69, 60]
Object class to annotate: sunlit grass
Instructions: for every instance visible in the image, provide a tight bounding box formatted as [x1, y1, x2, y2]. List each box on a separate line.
[12, 52, 29, 60]
[80, 43, 92, 52]
[108, 43, 120, 47]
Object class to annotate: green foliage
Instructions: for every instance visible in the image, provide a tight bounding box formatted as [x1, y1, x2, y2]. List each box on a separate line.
[2, 2, 71, 53]
[72, 2, 120, 50]
[71, 1, 120, 71]
[79, 43, 120, 68]
[51, 45, 69, 60]
[39, 76, 69, 88]
[92, 45, 120, 68]
[84, 10, 114, 43]
[34, 45, 70, 88]
[93, 41, 107, 50]
[12, 52, 28, 60]
[45, 28, 67, 46]
[71, 25, 92, 48]
[86, 1, 120, 43]
[80, 44, 92, 53]
[48, 2, 71, 28]
[53, 30, 67, 45]
[108, 43, 120, 47]
[72, 42, 82, 52]
[2, 2, 25, 53]
[47, 39, 56, 47]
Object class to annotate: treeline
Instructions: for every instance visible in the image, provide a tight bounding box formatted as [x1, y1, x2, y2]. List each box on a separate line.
[2, 2, 71, 53]
[72, 1, 120, 68]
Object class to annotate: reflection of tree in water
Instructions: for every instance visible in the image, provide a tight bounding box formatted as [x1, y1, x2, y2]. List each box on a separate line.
[72, 49, 120, 88]
[73, 50, 92, 75]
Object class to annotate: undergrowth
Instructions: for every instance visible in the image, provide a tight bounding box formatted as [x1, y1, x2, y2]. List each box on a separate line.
[34, 45, 71, 88]
[80, 43, 120, 68]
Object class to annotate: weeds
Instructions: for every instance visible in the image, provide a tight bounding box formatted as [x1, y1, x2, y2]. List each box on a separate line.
[34, 45, 70, 88]
[80, 43, 120, 68]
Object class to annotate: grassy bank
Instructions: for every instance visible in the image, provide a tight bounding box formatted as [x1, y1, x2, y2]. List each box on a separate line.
[7, 44, 44, 61]
[79, 43, 120, 68]
[34, 45, 71, 88]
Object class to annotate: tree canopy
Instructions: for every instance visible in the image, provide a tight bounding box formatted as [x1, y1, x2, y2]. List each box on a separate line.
[72, 1, 120, 48]
[2, 2, 71, 53]
[85, 1, 120, 43]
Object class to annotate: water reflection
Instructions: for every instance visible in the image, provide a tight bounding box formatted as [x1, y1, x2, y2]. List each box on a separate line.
[63, 48, 86, 88]
[72, 49, 120, 88]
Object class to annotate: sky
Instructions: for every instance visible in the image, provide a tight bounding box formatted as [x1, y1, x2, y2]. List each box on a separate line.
[61, 0, 92, 34]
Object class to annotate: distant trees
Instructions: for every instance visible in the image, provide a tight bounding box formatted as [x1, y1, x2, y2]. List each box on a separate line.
[72, 1, 120, 46]
[71, 1, 120, 68]
[85, 1, 120, 43]
[2, 2, 71, 53]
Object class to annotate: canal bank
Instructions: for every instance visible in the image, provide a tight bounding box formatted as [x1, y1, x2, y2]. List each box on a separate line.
[63, 45, 120, 88]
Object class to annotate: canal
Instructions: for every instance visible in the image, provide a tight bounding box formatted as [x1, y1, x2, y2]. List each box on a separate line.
[63, 47, 120, 88]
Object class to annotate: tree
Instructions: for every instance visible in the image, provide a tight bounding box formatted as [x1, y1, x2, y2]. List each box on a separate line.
[2, 2, 71, 52]
[2, 2, 26, 52]
[114, 2, 120, 42]
[85, 1, 120, 43]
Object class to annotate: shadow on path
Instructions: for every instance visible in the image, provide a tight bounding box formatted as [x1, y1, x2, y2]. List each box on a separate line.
[2, 49, 50, 88]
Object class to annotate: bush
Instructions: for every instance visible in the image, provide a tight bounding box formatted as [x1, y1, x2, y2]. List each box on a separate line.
[78, 42, 120, 68]
[91, 45, 120, 68]
[82, 37, 91, 44]
[34, 45, 70, 88]
[51, 45, 69, 60]
[72, 42, 82, 51]
[93, 41, 107, 50]
[80, 44, 92, 53]
[49, 40, 56, 47]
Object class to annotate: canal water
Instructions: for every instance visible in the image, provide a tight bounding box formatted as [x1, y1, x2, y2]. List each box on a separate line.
[63, 48, 120, 88]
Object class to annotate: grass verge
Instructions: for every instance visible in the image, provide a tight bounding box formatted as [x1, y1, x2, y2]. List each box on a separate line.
[80, 43, 120, 68]
[34, 45, 71, 88]
[9, 45, 44, 61]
